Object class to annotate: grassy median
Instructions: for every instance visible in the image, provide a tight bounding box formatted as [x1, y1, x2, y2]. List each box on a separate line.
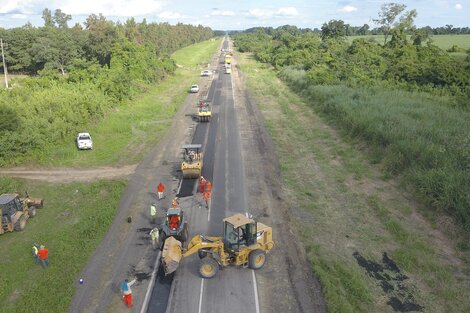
[237, 53, 469, 313]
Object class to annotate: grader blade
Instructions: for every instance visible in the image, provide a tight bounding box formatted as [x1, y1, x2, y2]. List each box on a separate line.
[161, 236, 183, 275]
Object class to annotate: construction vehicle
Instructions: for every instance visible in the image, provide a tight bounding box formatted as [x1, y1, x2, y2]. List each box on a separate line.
[0, 193, 44, 235]
[181, 144, 203, 179]
[196, 100, 211, 122]
[159, 207, 189, 248]
[161, 213, 274, 278]
[224, 53, 232, 64]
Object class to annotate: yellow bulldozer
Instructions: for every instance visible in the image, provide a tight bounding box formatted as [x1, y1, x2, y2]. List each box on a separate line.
[161, 213, 274, 278]
[0, 193, 44, 235]
[181, 144, 203, 179]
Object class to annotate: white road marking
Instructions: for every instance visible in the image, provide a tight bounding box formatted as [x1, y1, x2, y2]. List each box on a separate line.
[176, 178, 183, 195]
[198, 278, 205, 313]
[140, 250, 161, 313]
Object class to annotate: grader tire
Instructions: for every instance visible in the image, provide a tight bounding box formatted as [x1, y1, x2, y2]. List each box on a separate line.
[14, 216, 27, 231]
[248, 249, 266, 270]
[29, 206, 37, 217]
[199, 257, 218, 279]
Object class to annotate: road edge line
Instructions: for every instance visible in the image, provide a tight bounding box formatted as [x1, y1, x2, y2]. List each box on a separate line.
[198, 278, 205, 313]
[140, 250, 161, 313]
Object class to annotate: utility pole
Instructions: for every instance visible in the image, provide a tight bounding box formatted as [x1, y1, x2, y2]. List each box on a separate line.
[1, 38, 8, 88]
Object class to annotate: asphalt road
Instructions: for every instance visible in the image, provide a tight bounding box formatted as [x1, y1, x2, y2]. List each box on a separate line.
[149, 39, 259, 313]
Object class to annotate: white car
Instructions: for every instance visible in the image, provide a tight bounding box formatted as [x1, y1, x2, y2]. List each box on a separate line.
[76, 132, 93, 150]
[201, 70, 211, 77]
[190, 84, 199, 93]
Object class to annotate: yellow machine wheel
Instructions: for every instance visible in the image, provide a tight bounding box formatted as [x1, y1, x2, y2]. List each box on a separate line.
[14, 216, 27, 231]
[199, 257, 219, 279]
[248, 249, 266, 270]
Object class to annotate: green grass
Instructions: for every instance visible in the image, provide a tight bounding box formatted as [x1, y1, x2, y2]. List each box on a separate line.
[24, 38, 221, 167]
[0, 177, 126, 313]
[237, 53, 470, 313]
[347, 34, 470, 50]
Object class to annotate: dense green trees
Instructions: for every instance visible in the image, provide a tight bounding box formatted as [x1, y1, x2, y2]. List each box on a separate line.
[0, 9, 213, 165]
[234, 8, 470, 230]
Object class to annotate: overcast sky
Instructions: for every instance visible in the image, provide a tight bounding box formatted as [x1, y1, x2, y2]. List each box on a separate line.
[0, 0, 469, 30]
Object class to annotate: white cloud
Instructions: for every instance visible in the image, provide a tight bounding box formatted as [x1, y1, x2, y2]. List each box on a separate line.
[247, 7, 299, 19]
[277, 7, 299, 17]
[339, 5, 358, 13]
[11, 13, 28, 19]
[61, 0, 164, 17]
[158, 11, 186, 19]
[211, 9, 235, 16]
[0, 0, 36, 14]
[247, 9, 272, 18]
[455, 3, 463, 10]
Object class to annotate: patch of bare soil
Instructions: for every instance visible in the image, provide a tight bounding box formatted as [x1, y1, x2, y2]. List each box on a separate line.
[0, 165, 136, 183]
[232, 56, 327, 313]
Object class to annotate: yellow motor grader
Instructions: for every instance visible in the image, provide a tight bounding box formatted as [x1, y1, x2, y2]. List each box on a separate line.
[161, 213, 274, 278]
[181, 144, 203, 179]
[0, 193, 44, 235]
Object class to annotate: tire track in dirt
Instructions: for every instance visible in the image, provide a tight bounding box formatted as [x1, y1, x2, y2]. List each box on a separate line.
[0, 165, 137, 183]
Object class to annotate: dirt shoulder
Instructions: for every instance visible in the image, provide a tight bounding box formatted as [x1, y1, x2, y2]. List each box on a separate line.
[0, 166, 137, 183]
[232, 52, 327, 312]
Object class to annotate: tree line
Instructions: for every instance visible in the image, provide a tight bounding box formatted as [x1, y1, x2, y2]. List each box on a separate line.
[233, 4, 470, 230]
[0, 9, 213, 165]
[0, 9, 213, 75]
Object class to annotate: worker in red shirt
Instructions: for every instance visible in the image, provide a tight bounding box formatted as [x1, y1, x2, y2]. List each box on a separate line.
[157, 182, 165, 200]
[199, 176, 206, 193]
[38, 245, 49, 269]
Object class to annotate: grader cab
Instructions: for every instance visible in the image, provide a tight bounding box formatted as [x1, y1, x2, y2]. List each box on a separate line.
[181, 144, 203, 179]
[161, 213, 274, 278]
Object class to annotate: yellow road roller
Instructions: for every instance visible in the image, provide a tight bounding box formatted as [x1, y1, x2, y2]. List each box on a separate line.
[181, 144, 203, 179]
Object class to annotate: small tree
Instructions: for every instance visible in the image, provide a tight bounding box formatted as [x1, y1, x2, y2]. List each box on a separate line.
[321, 20, 346, 40]
[373, 3, 406, 44]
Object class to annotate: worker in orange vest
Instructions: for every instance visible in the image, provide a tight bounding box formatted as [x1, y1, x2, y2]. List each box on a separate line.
[203, 191, 211, 208]
[157, 182, 165, 200]
[205, 180, 212, 193]
[202, 180, 211, 208]
[199, 176, 206, 193]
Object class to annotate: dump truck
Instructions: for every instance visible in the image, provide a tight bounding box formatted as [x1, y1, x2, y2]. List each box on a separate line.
[197, 100, 211, 122]
[161, 213, 274, 278]
[181, 144, 203, 179]
[0, 193, 44, 235]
